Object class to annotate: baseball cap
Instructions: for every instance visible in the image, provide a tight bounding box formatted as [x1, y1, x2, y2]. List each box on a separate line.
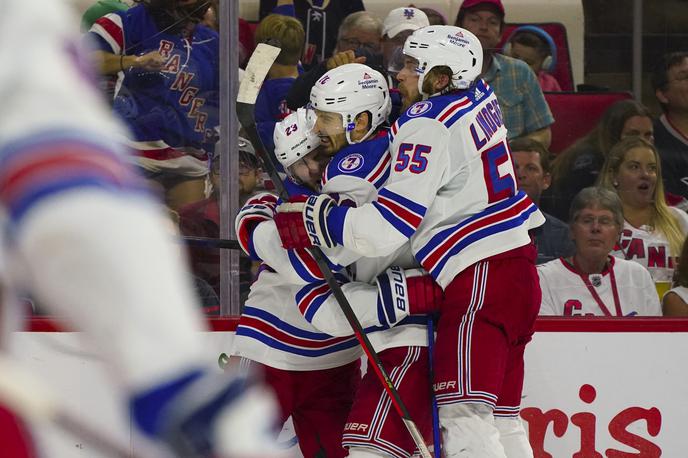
[459, 0, 505, 17]
[382, 7, 430, 39]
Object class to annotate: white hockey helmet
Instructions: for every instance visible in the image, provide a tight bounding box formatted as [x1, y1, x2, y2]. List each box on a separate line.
[273, 108, 320, 169]
[309, 63, 391, 144]
[403, 25, 483, 96]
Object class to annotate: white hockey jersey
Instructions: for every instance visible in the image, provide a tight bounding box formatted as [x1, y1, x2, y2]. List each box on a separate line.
[612, 207, 688, 282]
[233, 179, 362, 371]
[296, 135, 429, 351]
[323, 80, 545, 288]
[538, 256, 661, 316]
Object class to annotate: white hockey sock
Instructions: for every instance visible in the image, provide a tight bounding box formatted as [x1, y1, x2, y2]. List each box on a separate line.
[439, 403, 507, 458]
[495, 416, 534, 458]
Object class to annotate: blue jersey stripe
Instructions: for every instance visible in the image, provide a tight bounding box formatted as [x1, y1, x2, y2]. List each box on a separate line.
[427, 205, 538, 278]
[417, 193, 528, 261]
[242, 306, 340, 340]
[372, 201, 416, 238]
[378, 188, 427, 217]
[7, 177, 149, 223]
[236, 328, 359, 357]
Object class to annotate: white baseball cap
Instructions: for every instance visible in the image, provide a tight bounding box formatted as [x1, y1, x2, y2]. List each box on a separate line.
[382, 7, 429, 39]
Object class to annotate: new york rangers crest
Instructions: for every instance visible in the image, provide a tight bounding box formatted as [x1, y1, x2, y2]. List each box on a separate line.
[408, 101, 432, 117]
[338, 153, 364, 173]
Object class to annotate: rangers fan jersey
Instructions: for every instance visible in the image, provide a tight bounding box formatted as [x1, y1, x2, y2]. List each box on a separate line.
[538, 257, 661, 316]
[612, 207, 688, 282]
[325, 79, 545, 288]
[89, 5, 219, 173]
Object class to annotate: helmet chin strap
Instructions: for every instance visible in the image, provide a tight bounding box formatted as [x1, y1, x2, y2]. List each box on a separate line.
[344, 115, 375, 144]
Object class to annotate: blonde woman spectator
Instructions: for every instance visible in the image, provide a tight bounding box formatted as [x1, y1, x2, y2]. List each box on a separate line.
[548, 99, 654, 221]
[598, 137, 688, 283]
[663, 234, 688, 315]
[538, 187, 661, 316]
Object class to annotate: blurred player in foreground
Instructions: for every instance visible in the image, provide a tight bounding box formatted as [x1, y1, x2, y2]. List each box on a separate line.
[0, 0, 282, 456]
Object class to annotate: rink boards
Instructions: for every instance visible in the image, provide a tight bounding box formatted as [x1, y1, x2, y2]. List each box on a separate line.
[12, 317, 686, 457]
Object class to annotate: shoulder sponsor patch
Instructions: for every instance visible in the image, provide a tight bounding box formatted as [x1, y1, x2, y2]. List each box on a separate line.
[338, 153, 364, 173]
[407, 101, 432, 117]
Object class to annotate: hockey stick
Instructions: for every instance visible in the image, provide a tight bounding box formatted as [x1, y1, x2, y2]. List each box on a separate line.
[0, 356, 146, 458]
[427, 315, 441, 458]
[182, 235, 240, 250]
[237, 43, 432, 458]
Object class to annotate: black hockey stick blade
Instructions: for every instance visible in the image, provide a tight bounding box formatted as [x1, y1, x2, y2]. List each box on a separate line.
[182, 236, 240, 250]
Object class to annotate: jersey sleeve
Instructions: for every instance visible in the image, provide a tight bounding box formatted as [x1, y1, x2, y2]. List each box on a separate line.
[537, 263, 558, 315]
[326, 118, 450, 257]
[295, 278, 394, 337]
[88, 12, 125, 54]
[251, 217, 359, 284]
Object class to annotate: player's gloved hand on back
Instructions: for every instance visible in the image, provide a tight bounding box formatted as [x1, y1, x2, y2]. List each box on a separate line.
[375, 267, 444, 327]
[235, 192, 279, 256]
[274, 194, 337, 250]
[405, 269, 444, 314]
[131, 369, 286, 458]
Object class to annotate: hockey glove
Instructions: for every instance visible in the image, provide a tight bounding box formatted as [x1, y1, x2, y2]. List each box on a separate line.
[274, 194, 337, 249]
[405, 269, 444, 315]
[235, 192, 278, 257]
[375, 267, 444, 327]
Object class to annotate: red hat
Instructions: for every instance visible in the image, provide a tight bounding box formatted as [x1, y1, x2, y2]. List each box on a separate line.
[459, 0, 505, 17]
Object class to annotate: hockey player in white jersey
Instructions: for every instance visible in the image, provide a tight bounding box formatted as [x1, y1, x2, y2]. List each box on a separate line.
[538, 187, 661, 316]
[275, 26, 546, 457]
[0, 1, 281, 456]
[263, 64, 442, 457]
[232, 109, 363, 458]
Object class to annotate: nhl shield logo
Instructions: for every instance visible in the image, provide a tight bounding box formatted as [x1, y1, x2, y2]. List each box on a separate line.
[408, 101, 432, 117]
[338, 153, 364, 173]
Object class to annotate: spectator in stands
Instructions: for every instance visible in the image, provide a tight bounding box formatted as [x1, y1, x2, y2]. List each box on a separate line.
[455, 0, 554, 147]
[167, 208, 220, 315]
[88, 0, 219, 211]
[261, 0, 364, 68]
[662, 234, 688, 316]
[285, 12, 390, 115]
[381, 7, 429, 72]
[201, 0, 218, 31]
[510, 137, 574, 264]
[179, 137, 261, 304]
[81, 0, 129, 103]
[651, 52, 688, 200]
[417, 7, 447, 26]
[596, 137, 688, 285]
[548, 99, 654, 221]
[80, 0, 128, 32]
[504, 26, 562, 92]
[254, 13, 305, 150]
[538, 187, 661, 316]
[335, 11, 383, 56]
